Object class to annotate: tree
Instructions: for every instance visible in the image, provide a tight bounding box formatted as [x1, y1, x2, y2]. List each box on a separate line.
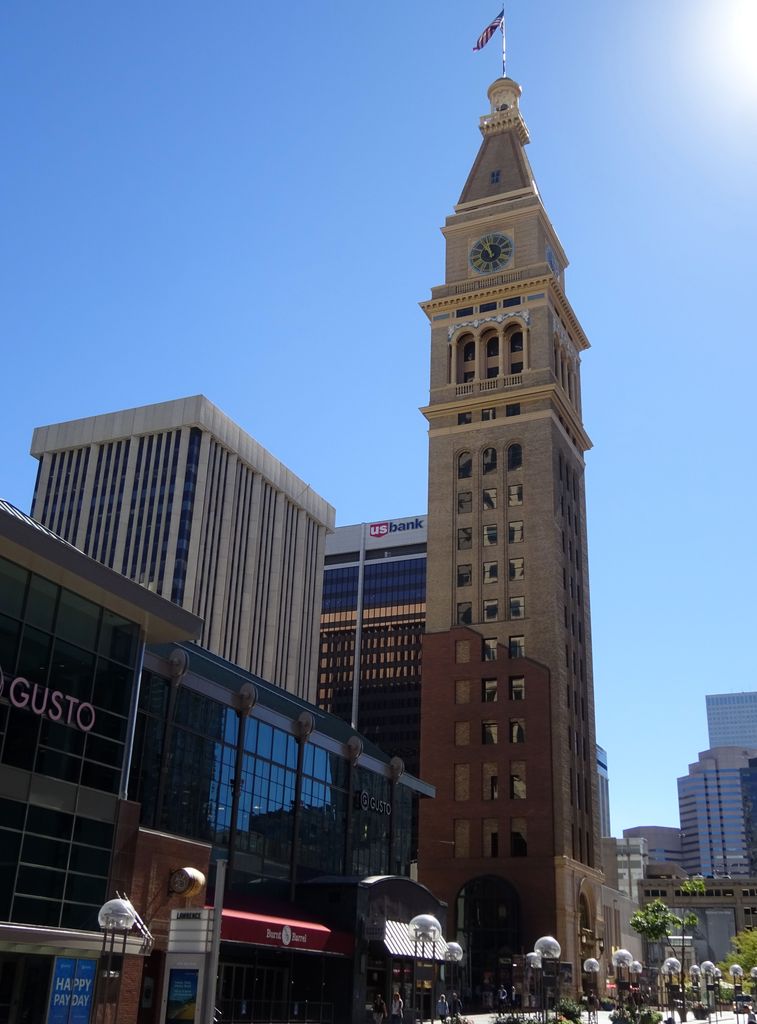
[630, 879, 706, 1017]
[718, 928, 757, 974]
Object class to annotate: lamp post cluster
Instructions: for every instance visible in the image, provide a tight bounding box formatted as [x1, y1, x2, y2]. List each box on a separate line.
[526, 936, 562, 1022]
[407, 915, 464, 1023]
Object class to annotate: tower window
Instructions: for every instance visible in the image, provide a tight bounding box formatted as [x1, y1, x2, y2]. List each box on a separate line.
[490, 170, 501, 184]
[483, 561, 498, 584]
[482, 407, 496, 421]
[508, 484, 523, 506]
[510, 332, 523, 352]
[463, 371, 474, 383]
[457, 564, 472, 587]
[483, 598, 499, 621]
[483, 447, 497, 474]
[511, 818, 528, 856]
[483, 638, 498, 661]
[480, 302, 497, 313]
[486, 366, 499, 379]
[509, 558, 524, 581]
[509, 635, 525, 658]
[509, 676, 525, 700]
[482, 721, 498, 745]
[458, 491, 472, 514]
[510, 762, 526, 799]
[483, 524, 498, 546]
[456, 307, 474, 318]
[458, 412, 472, 425]
[463, 341, 476, 361]
[486, 338, 499, 358]
[457, 528, 472, 550]
[458, 452, 472, 478]
[482, 679, 498, 703]
[507, 444, 523, 471]
[483, 488, 497, 509]
[508, 521, 523, 543]
[457, 602, 472, 625]
[506, 404, 520, 417]
[510, 719, 526, 743]
[509, 596, 525, 619]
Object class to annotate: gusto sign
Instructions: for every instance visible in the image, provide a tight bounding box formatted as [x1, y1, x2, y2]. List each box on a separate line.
[0, 666, 96, 733]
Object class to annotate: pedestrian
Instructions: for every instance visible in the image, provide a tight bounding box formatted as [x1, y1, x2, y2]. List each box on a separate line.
[390, 990, 404, 1024]
[373, 993, 388, 1024]
[497, 984, 508, 1013]
[450, 991, 463, 1018]
[437, 992, 449, 1021]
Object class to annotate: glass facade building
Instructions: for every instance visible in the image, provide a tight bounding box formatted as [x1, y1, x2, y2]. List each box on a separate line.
[318, 517, 427, 779]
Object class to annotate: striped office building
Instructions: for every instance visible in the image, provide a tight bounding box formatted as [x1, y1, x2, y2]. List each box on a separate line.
[29, 396, 334, 700]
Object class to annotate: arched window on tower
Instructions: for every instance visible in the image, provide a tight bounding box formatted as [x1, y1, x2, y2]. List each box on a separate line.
[507, 444, 523, 471]
[482, 447, 497, 475]
[457, 335, 476, 384]
[508, 330, 524, 375]
[458, 452, 473, 479]
[484, 333, 499, 379]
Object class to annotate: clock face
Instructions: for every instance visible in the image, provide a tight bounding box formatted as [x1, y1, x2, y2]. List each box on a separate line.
[469, 232, 514, 275]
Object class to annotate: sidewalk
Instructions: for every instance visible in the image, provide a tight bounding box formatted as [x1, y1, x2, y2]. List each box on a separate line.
[430, 1011, 743, 1024]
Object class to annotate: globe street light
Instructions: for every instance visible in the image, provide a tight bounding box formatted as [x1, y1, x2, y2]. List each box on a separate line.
[444, 942, 464, 1012]
[408, 914, 442, 1024]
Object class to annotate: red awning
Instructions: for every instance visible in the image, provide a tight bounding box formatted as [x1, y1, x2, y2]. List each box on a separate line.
[219, 909, 353, 957]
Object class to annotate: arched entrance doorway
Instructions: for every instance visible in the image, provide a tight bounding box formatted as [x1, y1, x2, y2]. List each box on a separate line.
[455, 876, 520, 1011]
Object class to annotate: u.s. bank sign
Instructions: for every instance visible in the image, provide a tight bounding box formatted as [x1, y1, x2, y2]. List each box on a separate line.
[369, 517, 424, 539]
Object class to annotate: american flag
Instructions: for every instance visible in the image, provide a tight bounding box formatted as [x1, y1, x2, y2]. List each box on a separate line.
[473, 9, 504, 51]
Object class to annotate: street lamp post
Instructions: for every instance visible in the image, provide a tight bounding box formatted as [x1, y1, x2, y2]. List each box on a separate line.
[690, 964, 702, 1015]
[630, 960, 643, 1014]
[661, 957, 682, 1021]
[444, 941, 464, 1011]
[583, 958, 600, 1022]
[93, 896, 153, 1023]
[701, 961, 715, 1020]
[534, 936, 561, 1024]
[526, 952, 543, 1016]
[750, 967, 757, 1004]
[730, 965, 744, 1023]
[408, 914, 441, 1024]
[612, 949, 633, 1013]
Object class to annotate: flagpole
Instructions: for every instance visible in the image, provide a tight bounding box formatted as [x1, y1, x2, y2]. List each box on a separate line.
[502, 6, 507, 77]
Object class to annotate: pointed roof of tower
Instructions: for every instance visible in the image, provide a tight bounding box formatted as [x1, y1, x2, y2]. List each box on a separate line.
[457, 77, 535, 207]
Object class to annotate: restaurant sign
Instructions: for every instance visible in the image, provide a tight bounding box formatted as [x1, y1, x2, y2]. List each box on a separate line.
[0, 667, 96, 732]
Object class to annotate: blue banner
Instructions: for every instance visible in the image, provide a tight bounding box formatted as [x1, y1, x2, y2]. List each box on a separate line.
[47, 957, 97, 1024]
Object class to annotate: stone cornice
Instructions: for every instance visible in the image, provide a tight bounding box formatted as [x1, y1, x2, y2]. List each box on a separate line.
[479, 109, 530, 145]
[420, 381, 592, 454]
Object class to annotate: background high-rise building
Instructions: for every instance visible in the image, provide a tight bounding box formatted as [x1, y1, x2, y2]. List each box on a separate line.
[317, 515, 426, 777]
[417, 74, 602, 991]
[707, 692, 757, 747]
[623, 825, 683, 868]
[597, 743, 611, 837]
[678, 746, 757, 877]
[30, 396, 334, 700]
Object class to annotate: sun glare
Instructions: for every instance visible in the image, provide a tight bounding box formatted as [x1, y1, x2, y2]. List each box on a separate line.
[721, 0, 757, 93]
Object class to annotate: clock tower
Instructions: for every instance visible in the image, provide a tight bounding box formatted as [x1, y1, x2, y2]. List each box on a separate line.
[418, 77, 604, 994]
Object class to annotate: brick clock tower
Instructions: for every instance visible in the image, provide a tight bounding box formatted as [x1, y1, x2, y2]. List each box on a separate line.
[418, 77, 604, 999]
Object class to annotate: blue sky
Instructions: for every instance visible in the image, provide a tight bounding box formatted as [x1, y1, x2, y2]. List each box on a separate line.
[2, 1, 756, 837]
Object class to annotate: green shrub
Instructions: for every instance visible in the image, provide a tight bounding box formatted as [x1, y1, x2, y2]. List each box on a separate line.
[556, 998, 583, 1023]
